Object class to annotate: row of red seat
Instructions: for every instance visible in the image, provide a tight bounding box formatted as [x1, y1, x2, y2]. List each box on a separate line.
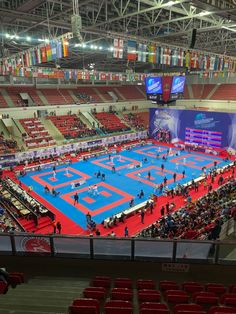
[95, 112, 130, 132]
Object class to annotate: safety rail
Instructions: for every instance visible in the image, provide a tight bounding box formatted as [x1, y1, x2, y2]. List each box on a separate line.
[0, 232, 236, 265]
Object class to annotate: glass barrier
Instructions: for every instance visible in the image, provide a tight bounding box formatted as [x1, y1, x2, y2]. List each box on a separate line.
[53, 236, 90, 258]
[218, 242, 236, 264]
[176, 240, 214, 263]
[93, 238, 132, 260]
[1, 233, 236, 265]
[134, 239, 173, 261]
[0, 234, 12, 255]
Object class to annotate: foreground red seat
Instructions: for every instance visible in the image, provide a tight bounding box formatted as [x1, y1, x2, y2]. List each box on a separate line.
[105, 300, 132, 314]
[91, 276, 111, 289]
[165, 290, 189, 304]
[173, 303, 203, 314]
[137, 280, 156, 290]
[220, 293, 236, 306]
[0, 281, 8, 294]
[111, 288, 133, 301]
[138, 289, 161, 302]
[140, 303, 169, 314]
[69, 299, 100, 314]
[9, 272, 25, 283]
[209, 306, 236, 314]
[192, 292, 218, 306]
[83, 287, 106, 300]
[159, 281, 179, 292]
[114, 278, 132, 289]
[206, 283, 227, 295]
[182, 282, 205, 294]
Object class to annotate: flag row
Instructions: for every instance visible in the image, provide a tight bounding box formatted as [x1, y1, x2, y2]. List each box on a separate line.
[114, 39, 236, 72]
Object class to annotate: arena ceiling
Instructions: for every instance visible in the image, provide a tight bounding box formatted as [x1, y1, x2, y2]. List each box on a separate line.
[1, 0, 236, 72]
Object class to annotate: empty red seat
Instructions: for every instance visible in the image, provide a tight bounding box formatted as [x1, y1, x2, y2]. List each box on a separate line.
[220, 293, 236, 306]
[159, 281, 179, 291]
[70, 299, 100, 314]
[83, 287, 106, 300]
[114, 278, 132, 289]
[140, 303, 169, 313]
[206, 284, 227, 295]
[209, 306, 236, 314]
[9, 272, 25, 283]
[105, 300, 132, 314]
[165, 291, 189, 304]
[229, 285, 236, 293]
[193, 292, 218, 306]
[69, 305, 98, 314]
[182, 282, 205, 294]
[91, 276, 111, 289]
[138, 289, 161, 302]
[111, 288, 133, 301]
[137, 280, 156, 290]
[0, 281, 8, 294]
[173, 303, 203, 314]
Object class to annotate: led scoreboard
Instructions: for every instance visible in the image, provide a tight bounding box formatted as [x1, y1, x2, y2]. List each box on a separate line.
[185, 128, 222, 148]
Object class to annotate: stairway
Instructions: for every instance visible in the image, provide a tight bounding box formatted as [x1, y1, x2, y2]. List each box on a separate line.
[36, 90, 49, 105]
[0, 276, 89, 314]
[187, 84, 194, 99]
[40, 118, 64, 143]
[92, 87, 106, 102]
[1, 89, 15, 107]
[68, 90, 79, 103]
[207, 84, 220, 99]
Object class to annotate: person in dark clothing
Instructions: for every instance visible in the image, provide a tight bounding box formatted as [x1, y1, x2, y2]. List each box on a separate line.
[56, 221, 62, 234]
[141, 209, 145, 224]
[182, 170, 185, 178]
[161, 206, 165, 216]
[173, 173, 177, 182]
[74, 192, 79, 205]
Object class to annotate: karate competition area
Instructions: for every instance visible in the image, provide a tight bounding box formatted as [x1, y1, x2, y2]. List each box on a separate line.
[7, 141, 231, 237]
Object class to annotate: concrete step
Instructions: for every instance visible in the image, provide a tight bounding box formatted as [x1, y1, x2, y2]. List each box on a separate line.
[0, 308, 65, 314]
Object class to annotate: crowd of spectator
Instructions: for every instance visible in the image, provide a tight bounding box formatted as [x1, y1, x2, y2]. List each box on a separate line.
[0, 133, 18, 154]
[138, 177, 236, 240]
[0, 206, 21, 233]
[124, 113, 146, 131]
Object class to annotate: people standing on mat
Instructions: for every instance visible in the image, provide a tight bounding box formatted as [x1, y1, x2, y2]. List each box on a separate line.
[101, 173, 105, 181]
[129, 198, 134, 207]
[163, 176, 167, 186]
[183, 157, 186, 165]
[112, 165, 116, 173]
[173, 173, 177, 182]
[65, 167, 69, 176]
[147, 171, 151, 180]
[93, 184, 99, 196]
[74, 192, 79, 205]
[182, 170, 185, 178]
[44, 185, 50, 193]
[138, 189, 144, 199]
[53, 170, 56, 180]
[161, 164, 164, 172]
[175, 162, 179, 170]
[96, 170, 101, 179]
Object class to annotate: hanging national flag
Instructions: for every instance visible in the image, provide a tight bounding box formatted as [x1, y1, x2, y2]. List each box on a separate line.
[178, 49, 184, 66]
[148, 45, 156, 63]
[40, 46, 47, 63]
[224, 57, 229, 71]
[46, 44, 52, 62]
[57, 40, 63, 59]
[35, 48, 41, 64]
[127, 40, 137, 61]
[163, 48, 171, 65]
[160, 47, 164, 64]
[185, 50, 191, 68]
[209, 56, 215, 71]
[155, 47, 160, 64]
[233, 60, 236, 73]
[214, 56, 219, 71]
[113, 38, 124, 59]
[31, 50, 36, 65]
[228, 59, 233, 72]
[137, 43, 146, 62]
[171, 48, 179, 66]
[51, 41, 57, 60]
[62, 38, 69, 57]
[190, 52, 198, 69]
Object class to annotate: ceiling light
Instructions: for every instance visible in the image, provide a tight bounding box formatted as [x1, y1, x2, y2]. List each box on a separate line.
[199, 11, 211, 16]
[26, 36, 31, 41]
[15, 35, 19, 39]
[99, 46, 103, 50]
[82, 43, 86, 48]
[90, 44, 94, 49]
[44, 39, 49, 43]
[5, 33, 10, 38]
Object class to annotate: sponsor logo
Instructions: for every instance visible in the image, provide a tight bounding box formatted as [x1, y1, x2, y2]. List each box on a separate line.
[21, 237, 51, 253]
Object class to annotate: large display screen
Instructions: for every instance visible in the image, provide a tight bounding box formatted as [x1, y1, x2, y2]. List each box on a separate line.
[149, 108, 236, 150]
[145, 77, 162, 94]
[171, 76, 186, 94]
[185, 128, 222, 148]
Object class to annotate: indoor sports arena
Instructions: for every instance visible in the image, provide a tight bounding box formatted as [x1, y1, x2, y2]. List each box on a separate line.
[0, 0, 236, 313]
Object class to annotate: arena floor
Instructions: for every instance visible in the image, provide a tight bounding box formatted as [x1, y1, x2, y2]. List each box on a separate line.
[20, 144, 231, 234]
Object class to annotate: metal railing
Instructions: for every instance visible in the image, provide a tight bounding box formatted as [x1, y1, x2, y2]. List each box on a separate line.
[1, 232, 236, 265]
